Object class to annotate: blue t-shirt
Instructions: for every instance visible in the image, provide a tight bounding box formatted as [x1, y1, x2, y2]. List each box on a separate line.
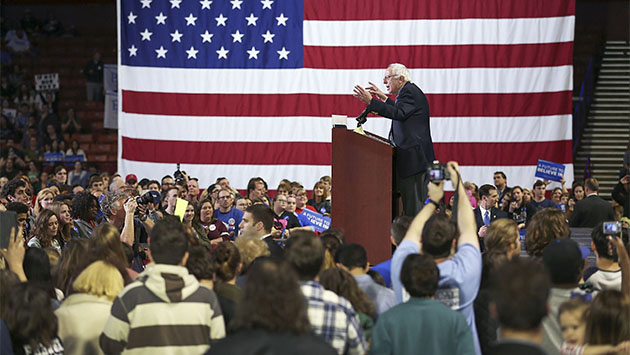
[215, 208, 243, 240]
[370, 258, 392, 288]
[391, 240, 483, 355]
[529, 199, 556, 212]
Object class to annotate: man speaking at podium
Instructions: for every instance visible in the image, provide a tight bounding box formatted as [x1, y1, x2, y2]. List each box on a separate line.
[353, 63, 435, 217]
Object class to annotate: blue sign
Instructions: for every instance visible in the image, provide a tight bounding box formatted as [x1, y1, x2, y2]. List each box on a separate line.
[301, 209, 331, 233]
[535, 159, 565, 182]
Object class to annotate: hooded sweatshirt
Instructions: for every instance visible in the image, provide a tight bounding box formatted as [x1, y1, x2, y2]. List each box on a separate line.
[100, 263, 225, 354]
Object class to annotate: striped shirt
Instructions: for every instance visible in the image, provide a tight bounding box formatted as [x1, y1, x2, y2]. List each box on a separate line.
[300, 281, 366, 355]
[100, 263, 225, 354]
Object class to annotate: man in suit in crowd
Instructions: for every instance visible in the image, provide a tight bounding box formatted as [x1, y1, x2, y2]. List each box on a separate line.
[353, 63, 435, 217]
[569, 178, 616, 228]
[493, 171, 511, 209]
[474, 184, 508, 251]
[238, 204, 284, 258]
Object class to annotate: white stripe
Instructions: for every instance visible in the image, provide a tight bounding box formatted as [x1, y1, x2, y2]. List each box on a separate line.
[304, 16, 575, 46]
[119, 66, 573, 94]
[119, 160, 331, 191]
[120, 114, 571, 143]
[118, 160, 573, 193]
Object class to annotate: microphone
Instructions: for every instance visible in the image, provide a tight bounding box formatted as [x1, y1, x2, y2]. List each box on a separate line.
[356, 106, 369, 126]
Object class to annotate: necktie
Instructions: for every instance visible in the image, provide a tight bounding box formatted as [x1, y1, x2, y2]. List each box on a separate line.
[483, 210, 490, 226]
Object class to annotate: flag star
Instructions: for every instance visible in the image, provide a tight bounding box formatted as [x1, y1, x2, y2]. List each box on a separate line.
[185, 13, 198, 26]
[170, 29, 183, 42]
[261, 0, 273, 9]
[230, 0, 243, 9]
[128, 44, 138, 57]
[155, 12, 167, 25]
[277, 47, 290, 60]
[200, 30, 214, 43]
[170, 0, 182, 8]
[140, 0, 152, 8]
[247, 46, 260, 59]
[261, 30, 275, 43]
[216, 46, 229, 59]
[215, 14, 228, 26]
[200, 0, 212, 9]
[155, 46, 168, 58]
[276, 13, 288, 26]
[140, 28, 153, 41]
[186, 46, 199, 59]
[231, 30, 244, 43]
[127, 12, 137, 24]
[245, 13, 258, 26]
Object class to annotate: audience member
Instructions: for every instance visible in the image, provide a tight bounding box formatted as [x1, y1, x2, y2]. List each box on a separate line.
[208, 258, 336, 355]
[584, 290, 630, 349]
[505, 185, 535, 227]
[5, 283, 65, 355]
[530, 180, 556, 212]
[34, 187, 56, 216]
[234, 235, 270, 286]
[307, 181, 331, 215]
[474, 184, 508, 251]
[391, 161, 482, 354]
[612, 174, 629, 219]
[193, 198, 229, 247]
[27, 209, 63, 254]
[569, 178, 616, 228]
[487, 258, 551, 355]
[285, 230, 367, 354]
[335, 243, 396, 317]
[56, 260, 124, 355]
[100, 218, 226, 353]
[83, 51, 104, 101]
[541, 238, 593, 355]
[583, 222, 622, 292]
[525, 208, 570, 259]
[493, 171, 511, 209]
[239, 204, 284, 258]
[212, 241, 242, 329]
[319, 267, 375, 342]
[372, 253, 475, 354]
[370, 215, 412, 287]
[54, 238, 89, 296]
[71, 190, 99, 239]
[320, 228, 345, 270]
[67, 161, 88, 187]
[215, 187, 244, 239]
[474, 218, 521, 353]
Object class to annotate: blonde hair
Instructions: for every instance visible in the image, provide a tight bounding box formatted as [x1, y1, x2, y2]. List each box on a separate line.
[235, 236, 270, 272]
[72, 261, 124, 300]
[34, 188, 57, 216]
[485, 219, 519, 252]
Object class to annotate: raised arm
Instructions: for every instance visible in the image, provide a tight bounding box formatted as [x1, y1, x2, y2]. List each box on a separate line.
[446, 162, 479, 250]
[401, 180, 444, 249]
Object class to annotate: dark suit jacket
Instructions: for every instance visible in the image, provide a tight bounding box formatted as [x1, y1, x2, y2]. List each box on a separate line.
[474, 207, 508, 252]
[367, 81, 435, 178]
[569, 194, 616, 228]
[262, 235, 284, 259]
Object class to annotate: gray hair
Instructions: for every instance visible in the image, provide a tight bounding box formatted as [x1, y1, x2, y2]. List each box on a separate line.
[101, 190, 129, 219]
[388, 63, 411, 82]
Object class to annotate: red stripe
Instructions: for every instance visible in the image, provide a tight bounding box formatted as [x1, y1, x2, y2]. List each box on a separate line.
[121, 137, 332, 165]
[122, 137, 571, 166]
[304, 43, 573, 69]
[434, 140, 573, 166]
[122, 91, 572, 117]
[304, 0, 574, 20]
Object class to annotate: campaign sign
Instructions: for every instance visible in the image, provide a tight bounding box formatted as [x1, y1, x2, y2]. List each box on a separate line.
[35, 73, 59, 91]
[301, 209, 331, 232]
[535, 160, 565, 182]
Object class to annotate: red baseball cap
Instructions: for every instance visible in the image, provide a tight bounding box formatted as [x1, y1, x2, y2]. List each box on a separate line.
[125, 174, 138, 183]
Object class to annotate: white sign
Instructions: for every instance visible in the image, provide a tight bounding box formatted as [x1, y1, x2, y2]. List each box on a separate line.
[34, 73, 59, 91]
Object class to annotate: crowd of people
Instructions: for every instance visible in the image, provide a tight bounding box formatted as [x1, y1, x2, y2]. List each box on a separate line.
[0, 157, 629, 355]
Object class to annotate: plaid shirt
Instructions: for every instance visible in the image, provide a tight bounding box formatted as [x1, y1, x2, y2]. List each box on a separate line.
[300, 281, 367, 355]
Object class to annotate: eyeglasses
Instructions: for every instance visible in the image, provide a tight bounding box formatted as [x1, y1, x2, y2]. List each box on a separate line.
[218, 196, 231, 200]
[383, 74, 397, 81]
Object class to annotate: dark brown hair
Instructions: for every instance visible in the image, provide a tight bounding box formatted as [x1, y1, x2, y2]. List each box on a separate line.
[231, 258, 311, 334]
[55, 238, 90, 295]
[212, 241, 241, 282]
[33, 209, 60, 248]
[5, 283, 59, 349]
[319, 267, 374, 317]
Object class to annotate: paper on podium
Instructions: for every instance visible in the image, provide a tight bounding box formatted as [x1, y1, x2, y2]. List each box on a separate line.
[174, 198, 188, 222]
[353, 126, 366, 135]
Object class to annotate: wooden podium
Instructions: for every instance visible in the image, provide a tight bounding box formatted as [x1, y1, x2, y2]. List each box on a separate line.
[331, 127, 394, 264]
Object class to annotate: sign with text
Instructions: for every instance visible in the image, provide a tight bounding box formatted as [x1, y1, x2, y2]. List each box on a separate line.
[35, 73, 59, 91]
[535, 159, 565, 182]
[301, 209, 331, 232]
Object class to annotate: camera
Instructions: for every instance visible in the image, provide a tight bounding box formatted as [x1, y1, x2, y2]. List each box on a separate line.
[135, 190, 161, 205]
[174, 163, 185, 183]
[429, 160, 450, 183]
[603, 221, 621, 235]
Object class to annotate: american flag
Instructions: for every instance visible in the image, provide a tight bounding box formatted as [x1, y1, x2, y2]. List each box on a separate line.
[117, 0, 574, 191]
